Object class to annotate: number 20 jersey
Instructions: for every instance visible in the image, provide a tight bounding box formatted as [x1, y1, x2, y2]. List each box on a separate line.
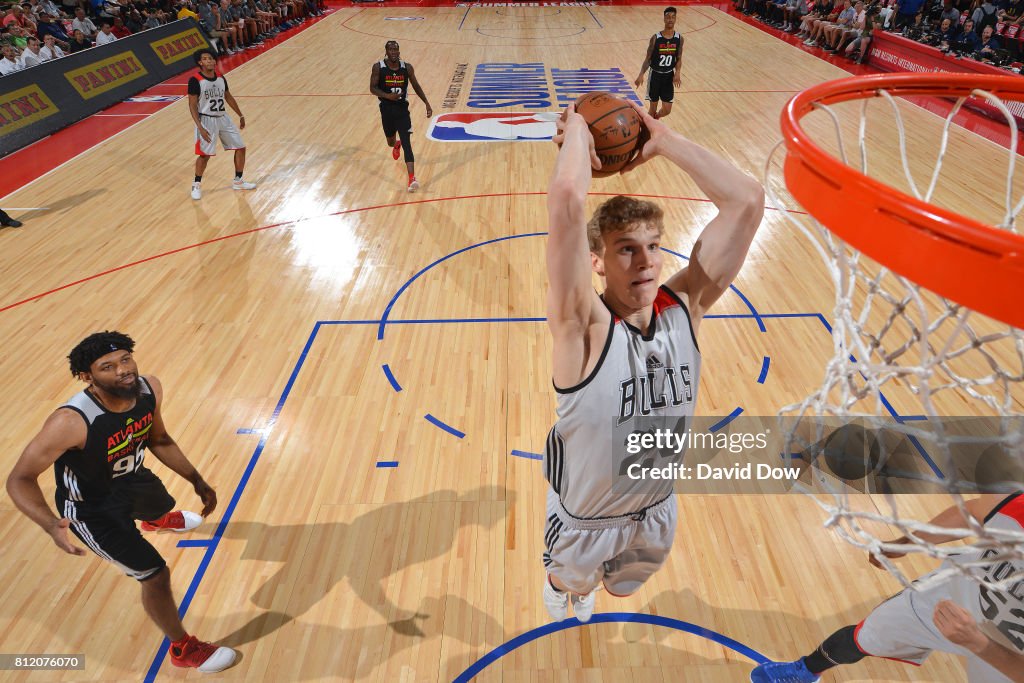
[54, 378, 156, 504]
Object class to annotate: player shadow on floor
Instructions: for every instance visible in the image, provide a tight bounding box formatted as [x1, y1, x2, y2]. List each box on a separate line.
[213, 592, 502, 681]
[219, 486, 513, 637]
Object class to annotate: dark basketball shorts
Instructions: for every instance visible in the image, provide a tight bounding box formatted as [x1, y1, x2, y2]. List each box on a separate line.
[57, 467, 176, 581]
[646, 70, 675, 104]
[379, 102, 413, 138]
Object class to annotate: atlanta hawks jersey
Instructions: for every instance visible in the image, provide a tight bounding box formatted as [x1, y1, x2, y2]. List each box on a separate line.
[187, 71, 229, 117]
[917, 493, 1024, 655]
[649, 32, 682, 74]
[54, 378, 156, 503]
[376, 59, 409, 105]
[544, 286, 701, 519]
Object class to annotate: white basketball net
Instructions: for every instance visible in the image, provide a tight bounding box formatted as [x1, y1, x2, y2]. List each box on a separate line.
[766, 83, 1024, 591]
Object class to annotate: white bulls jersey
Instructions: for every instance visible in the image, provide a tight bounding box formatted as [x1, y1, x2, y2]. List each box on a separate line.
[187, 70, 229, 117]
[916, 493, 1024, 655]
[544, 286, 701, 519]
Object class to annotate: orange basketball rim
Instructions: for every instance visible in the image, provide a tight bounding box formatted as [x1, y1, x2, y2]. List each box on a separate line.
[780, 73, 1024, 329]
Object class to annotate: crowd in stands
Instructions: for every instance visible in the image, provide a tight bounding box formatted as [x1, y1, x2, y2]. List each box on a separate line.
[1, 0, 325, 76]
[735, 0, 1024, 68]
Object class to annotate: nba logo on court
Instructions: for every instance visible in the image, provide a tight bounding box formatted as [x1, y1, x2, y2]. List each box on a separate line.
[428, 112, 559, 142]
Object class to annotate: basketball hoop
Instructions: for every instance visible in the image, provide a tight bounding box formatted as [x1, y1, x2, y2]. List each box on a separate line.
[767, 72, 1024, 590]
[781, 73, 1024, 329]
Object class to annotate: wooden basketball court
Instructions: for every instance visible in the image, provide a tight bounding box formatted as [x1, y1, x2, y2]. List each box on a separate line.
[1, 4, 1019, 681]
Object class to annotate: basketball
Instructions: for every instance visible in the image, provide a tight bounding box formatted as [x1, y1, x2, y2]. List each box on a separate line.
[821, 424, 880, 482]
[574, 92, 645, 177]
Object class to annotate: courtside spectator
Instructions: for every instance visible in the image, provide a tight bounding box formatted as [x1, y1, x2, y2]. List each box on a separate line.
[94, 18, 115, 43]
[142, 9, 164, 29]
[894, 0, 925, 28]
[196, 0, 234, 53]
[0, 42, 21, 74]
[66, 27, 91, 51]
[955, 17, 981, 50]
[36, 12, 69, 43]
[971, 0, 998, 33]
[125, 8, 142, 31]
[937, 0, 960, 25]
[176, 0, 198, 19]
[110, 14, 129, 35]
[975, 23, 1001, 57]
[38, 31, 63, 57]
[72, 6, 96, 37]
[3, 5, 37, 33]
[845, 4, 881, 61]
[936, 15, 959, 48]
[19, 34, 43, 65]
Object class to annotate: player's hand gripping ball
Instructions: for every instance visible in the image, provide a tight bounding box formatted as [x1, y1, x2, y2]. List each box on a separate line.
[572, 92, 646, 177]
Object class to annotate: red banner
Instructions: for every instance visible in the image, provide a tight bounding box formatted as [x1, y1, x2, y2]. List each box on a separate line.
[868, 32, 1024, 120]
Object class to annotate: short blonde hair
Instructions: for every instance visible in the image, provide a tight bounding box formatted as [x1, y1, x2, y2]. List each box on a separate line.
[586, 195, 664, 254]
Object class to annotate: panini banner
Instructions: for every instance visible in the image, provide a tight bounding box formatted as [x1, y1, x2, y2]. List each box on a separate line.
[0, 18, 210, 157]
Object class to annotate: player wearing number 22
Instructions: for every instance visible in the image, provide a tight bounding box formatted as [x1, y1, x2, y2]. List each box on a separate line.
[541, 101, 764, 622]
[5, 331, 237, 674]
[188, 49, 256, 201]
[752, 493, 1024, 683]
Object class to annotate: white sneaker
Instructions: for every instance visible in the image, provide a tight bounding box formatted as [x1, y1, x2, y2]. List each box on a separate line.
[543, 580, 568, 621]
[407, 177, 420, 193]
[571, 590, 596, 623]
[232, 179, 257, 190]
[191, 183, 202, 200]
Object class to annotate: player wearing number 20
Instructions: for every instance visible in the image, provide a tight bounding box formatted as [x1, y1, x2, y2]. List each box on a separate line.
[5, 331, 237, 673]
[188, 49, 256, 200]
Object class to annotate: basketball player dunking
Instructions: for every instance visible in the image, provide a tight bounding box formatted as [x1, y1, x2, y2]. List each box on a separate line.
[5, 331, 237, 673]
[370, 40, 433, 193]
[188, 48, 256, 200]
[634, 7, 684, 119]
[752, 493, 1024, 683]
[541, 102, 764, 621]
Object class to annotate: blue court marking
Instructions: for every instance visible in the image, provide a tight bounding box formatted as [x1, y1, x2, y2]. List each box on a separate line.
[511, 449, 543, 460]
[812, 314, 943, 478]
[586, 5, 603, 27]
[175, 539, 214, 548]
[452, 612, 769, 682]
[144, 322, 325, 682]
[425, 413, 466, 438]
[376, 461, 400, 468]
[236, 427, 260, 434]
[709, 406, 744, 433]
[377, 233, 546, 340]
[382, 363, 402, 392]
[458, 5, 470, 30]
[757, 356, 770, 384]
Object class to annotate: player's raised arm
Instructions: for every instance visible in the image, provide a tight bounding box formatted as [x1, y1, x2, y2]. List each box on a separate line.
[546, 106, 604, 386]
[406, 63, 433, 117]
[6, 409, 88, 555]
[623, 104, 763, 331]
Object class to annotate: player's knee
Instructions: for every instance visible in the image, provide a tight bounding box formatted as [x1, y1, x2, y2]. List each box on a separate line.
[820, 625, 867, 665]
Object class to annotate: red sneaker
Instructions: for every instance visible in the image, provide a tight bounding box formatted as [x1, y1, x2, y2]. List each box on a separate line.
[392, 139, 402, 160]
[170, 635, 237, 673]
[141, 510, 202, 533]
